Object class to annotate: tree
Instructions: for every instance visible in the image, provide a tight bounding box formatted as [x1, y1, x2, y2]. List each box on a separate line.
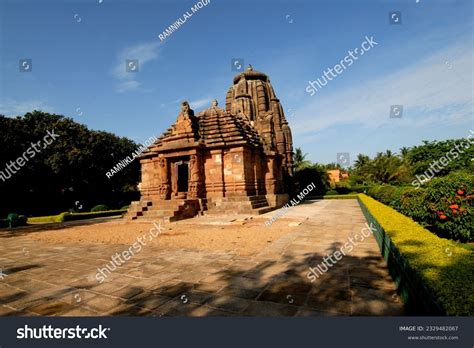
[0, 111, 141, 216]
[353, 154, 370, 170]
[293, 147, 312, 170]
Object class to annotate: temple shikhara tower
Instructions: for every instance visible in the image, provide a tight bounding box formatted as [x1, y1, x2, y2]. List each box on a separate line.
[127, 66, 294, 221]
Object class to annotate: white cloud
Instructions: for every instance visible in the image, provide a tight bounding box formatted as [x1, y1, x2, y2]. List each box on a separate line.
[116, 80, 141, 93]
[189, 97, 213, 110]
[111, 41, 161, 93]
[294, 41, 473, 135]
[0, 99, 54, 116]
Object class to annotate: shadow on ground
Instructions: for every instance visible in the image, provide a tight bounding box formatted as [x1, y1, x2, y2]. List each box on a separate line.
[100, 248, 407, 317]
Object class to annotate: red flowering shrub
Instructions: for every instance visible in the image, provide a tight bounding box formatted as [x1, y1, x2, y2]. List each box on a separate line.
[424, 171, 473, 241]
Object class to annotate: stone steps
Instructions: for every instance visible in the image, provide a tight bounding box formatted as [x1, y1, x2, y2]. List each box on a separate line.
[126, 199, 201, 221]
[205, 195, 272, 215]
[126, 196, 273, 220]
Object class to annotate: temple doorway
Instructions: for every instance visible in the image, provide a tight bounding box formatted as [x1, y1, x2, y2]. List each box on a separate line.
[177, 162, 189, 193]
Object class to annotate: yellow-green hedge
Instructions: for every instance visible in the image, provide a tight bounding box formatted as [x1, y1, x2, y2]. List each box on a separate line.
[358, 194, 473, 315]
[27, 210, 126, 224]
[27, 212, 70, 224]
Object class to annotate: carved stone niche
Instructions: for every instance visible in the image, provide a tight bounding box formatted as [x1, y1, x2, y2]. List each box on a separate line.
[158, 183, 171, 200]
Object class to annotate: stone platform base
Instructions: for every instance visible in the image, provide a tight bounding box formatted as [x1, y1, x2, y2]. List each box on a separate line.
[125, 193, 288, 221]
[265, 193, 289, 209]
[205, 195, 273, 215]
[125, 199, 202, 222]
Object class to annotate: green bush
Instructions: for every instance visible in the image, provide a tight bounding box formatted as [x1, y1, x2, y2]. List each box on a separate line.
[367, 185, 412, 209]
[335, 181, 351, 194]
[367, 185, 387, 202]
[423, 171, 473, 242]
[350, 184, 371, 193]
[368, 185, 412, 216]
[325, 190, 339, 195]
[90, 204, 109, 212]
[120, 205, 130, 210]
[6, 213, 28, 228]
[367, 172, 473, 242]
[399, 188, 429, 223]
[358, 194, 474, 315]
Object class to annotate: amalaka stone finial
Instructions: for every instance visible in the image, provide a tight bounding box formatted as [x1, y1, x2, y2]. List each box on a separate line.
[211, 99, 218, 108]
[247, 64, 253, 71]
[181, 101, 190, 112]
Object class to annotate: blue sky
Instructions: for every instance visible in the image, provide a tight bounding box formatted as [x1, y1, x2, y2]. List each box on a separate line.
[0, 0, 472, 165]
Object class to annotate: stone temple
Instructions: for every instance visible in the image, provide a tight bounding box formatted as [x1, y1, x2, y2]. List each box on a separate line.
[127, 66, 294, 221]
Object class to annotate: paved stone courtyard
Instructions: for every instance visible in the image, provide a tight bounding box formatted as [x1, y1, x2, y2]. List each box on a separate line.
[0, 199, 404, 316]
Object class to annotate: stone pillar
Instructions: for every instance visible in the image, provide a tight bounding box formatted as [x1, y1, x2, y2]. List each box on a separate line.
[188, 154, 204, 198]
[157, 157, 170, 200]
[140, 159, 154, 199]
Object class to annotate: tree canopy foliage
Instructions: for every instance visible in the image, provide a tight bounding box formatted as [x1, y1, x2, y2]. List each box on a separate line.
[293, 136, 473, 194]
[0, 111, 140, 216]
[350, 138, 473, 185]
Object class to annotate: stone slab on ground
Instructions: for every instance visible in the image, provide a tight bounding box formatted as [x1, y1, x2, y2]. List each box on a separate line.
[0, 199, 404, 316]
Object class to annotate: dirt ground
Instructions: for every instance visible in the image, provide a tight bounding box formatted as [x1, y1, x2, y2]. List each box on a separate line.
[25, 217, 296, 256]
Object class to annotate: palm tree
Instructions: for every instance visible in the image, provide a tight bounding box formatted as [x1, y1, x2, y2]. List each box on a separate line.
[400, 146, 409, 159]
[353, 154, 370, 170]
[293, 147, 312, 170]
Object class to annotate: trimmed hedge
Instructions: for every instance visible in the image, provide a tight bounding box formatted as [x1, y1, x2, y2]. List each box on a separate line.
[358, 194, 474, 315]
[64, 210, 126, 221]
[27, 212, 70, 224]
[27, 210, 126, 224]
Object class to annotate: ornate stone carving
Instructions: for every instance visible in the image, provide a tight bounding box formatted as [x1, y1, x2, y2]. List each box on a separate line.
[189, 155, 200, 182]
[158, 157, 168, 183]
[158, 183, 170, 200]
[188, 154, 203, 198]
[156, 157, 170, 199]
[171, 101, 197, 136]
